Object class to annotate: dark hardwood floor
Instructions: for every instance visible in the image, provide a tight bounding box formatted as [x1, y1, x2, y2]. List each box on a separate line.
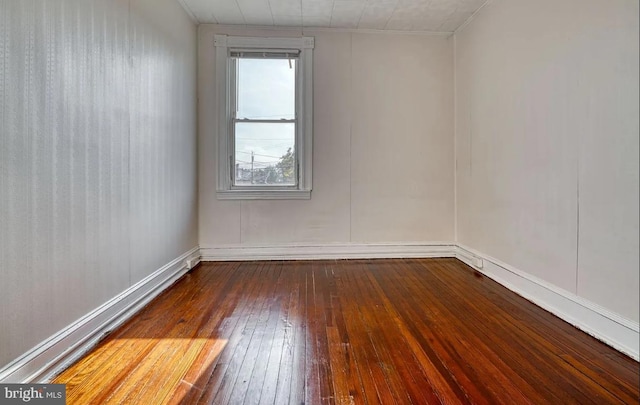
[53, 259, 640, 404]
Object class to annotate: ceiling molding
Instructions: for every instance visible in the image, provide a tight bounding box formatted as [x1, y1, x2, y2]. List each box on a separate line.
[201, 23, 454, 37]
[175, 0, 199, 23]
[454, 0, 492, 35]
[302, 26, 453, 36]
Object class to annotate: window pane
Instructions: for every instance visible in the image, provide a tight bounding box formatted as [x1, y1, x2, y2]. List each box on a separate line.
[234, 122, 296, 186]
[237, 58, 296, 120]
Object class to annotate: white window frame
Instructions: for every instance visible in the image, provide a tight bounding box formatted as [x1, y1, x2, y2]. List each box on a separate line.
[214, 34, 314, 200]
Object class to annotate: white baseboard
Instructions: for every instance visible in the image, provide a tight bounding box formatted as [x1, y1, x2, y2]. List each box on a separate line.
[200, 242, 456, 261]
[201, 241, 638, 359]
[0, 247, 201, 383]
[455, 244, 639, 361]
[2, 241, 635, 384]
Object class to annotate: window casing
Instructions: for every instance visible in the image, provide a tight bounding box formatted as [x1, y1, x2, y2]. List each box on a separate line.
[215, 35, 314, 200]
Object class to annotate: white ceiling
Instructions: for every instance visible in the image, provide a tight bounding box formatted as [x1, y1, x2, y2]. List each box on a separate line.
[181, 0, 487, 32]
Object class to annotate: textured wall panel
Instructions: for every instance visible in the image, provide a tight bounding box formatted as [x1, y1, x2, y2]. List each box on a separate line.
[198, 25, 455, 248]
[350, 33, 454, 243]
[0, 0, 197, 367]
[455, 0, 638, 322]
[128, 0, 198, 283]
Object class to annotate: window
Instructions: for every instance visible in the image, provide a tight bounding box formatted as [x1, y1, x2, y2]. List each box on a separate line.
[214, 35, 314, 200]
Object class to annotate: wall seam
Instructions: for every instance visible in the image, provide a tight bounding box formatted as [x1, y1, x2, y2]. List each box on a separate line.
[175, 0, 199, 23]
[453, 33, 457, 243]
[350, 32, 354, 243]
[127, 0, 132, 287]
[576, 125, 580, 294]
[0, 0, 5, 281]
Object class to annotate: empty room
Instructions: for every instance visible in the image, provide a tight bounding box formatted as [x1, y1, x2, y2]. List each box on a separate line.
[1, 0, 638, 403]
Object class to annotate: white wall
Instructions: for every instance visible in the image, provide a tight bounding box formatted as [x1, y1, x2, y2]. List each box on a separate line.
[199, 26, 455, 248]
[455, 0, 639, 322]
[4, 0, 634, 373]
[0, 0, 198, 368]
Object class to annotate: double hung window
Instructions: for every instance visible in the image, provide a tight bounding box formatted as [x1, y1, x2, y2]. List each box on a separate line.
[215, 35, 314, 200]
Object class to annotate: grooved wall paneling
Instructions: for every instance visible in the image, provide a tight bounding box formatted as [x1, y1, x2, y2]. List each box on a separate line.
[0, 0, 197, 368]
[198, 25, 455, 248]
[454, 0, 639, 322]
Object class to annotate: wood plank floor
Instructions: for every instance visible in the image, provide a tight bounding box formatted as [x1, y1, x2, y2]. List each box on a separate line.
[53, 259, 639, 404]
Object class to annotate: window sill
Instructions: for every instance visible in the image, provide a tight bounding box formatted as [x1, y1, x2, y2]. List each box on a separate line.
[216, 189, 311, 200]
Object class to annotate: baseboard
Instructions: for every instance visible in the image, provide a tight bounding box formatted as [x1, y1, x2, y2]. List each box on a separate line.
[0, 247, 201, 383]
[200, 242, 457, 261]
[201, 242, 639, 359]
[455, 244, 639, 361]
[3, 242, 635, 384]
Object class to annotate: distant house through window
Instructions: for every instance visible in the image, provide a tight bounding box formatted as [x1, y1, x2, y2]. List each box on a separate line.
[214, 35, 314, 200]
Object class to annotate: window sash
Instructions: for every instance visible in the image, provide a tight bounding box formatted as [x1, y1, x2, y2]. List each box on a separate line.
[229, 57, 299, 188]
[231, 120, 298, 187]
[230, 49, 300, 59]
[230, 57, 297, 121]
[233, 119, 296, 123]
